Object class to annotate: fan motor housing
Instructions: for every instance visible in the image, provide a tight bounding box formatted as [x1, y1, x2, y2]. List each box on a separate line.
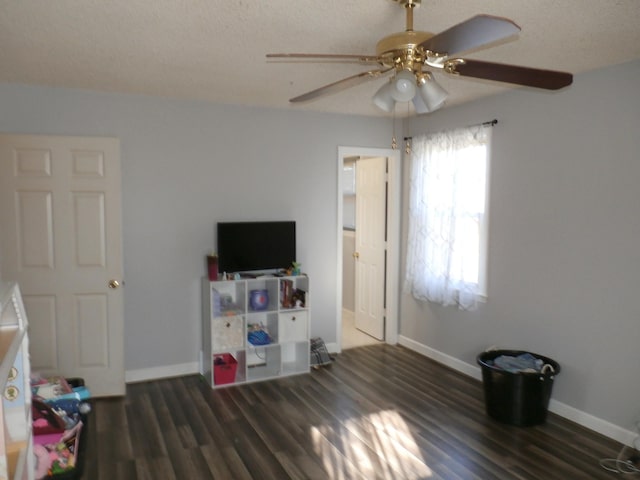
[376, 30, 434, 67]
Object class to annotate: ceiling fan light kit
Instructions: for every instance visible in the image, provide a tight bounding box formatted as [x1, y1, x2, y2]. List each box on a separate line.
[373, 81, 396, 112]
[267, 0, 573, 114]
[417, 72, 448, 112]
[391, 70, 417, 102]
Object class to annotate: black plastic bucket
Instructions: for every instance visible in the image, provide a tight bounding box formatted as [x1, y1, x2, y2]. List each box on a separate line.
[477, 349, 560, 427]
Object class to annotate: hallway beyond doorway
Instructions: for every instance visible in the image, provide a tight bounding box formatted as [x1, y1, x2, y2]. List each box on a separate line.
[341, 308, 382, 350]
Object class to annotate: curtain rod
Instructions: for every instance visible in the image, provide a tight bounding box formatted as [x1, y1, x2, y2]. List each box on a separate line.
[403, 118, 498, 141]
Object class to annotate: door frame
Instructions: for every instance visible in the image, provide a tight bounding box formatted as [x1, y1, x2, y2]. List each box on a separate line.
[336, 146, 401, 351]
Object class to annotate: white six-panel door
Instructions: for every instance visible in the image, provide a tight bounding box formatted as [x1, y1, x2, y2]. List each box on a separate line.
[354, 156, 387, 340]
[0, 134, 124, 396]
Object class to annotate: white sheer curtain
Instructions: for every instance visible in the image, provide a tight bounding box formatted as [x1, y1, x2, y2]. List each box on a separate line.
[404, 125, 490, 310]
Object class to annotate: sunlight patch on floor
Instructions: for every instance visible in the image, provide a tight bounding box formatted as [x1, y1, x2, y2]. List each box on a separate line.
[310, 409, 433, 479]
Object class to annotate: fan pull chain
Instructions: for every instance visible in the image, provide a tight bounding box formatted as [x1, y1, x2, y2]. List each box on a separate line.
[405, 103, 412, 154]
[391, 108, 398, 150]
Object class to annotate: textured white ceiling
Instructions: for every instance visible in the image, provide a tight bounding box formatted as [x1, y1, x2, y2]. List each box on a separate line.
[1, 0, 639, 117]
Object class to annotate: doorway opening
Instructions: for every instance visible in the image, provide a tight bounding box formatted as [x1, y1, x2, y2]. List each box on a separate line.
[336, 146, 401, 352]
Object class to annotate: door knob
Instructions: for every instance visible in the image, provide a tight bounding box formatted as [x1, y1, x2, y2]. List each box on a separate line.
[353, 252, 360, 259]
[108, 279, 121, 289]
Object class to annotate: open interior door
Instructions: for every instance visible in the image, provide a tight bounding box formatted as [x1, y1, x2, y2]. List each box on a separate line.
[354, 156, 387, 340]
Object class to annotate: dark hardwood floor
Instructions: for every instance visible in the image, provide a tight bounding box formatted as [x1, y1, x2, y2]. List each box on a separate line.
[79, 344, 628, 479]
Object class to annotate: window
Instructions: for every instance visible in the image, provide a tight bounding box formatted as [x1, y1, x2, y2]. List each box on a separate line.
[404, 124, 491, 310]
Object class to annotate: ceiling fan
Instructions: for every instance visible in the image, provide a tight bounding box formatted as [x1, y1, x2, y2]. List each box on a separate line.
[266, 0, 573, 114]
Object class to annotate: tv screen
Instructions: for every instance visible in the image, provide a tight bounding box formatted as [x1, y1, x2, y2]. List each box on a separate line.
[217, 221, 296, 274]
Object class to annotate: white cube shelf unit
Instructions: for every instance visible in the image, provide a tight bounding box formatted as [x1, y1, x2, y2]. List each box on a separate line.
[201, 275, 310, 388]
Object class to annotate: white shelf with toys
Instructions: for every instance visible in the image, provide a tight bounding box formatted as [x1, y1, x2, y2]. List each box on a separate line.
[201, 274, 309, 388]
[0, 282, 33, 480]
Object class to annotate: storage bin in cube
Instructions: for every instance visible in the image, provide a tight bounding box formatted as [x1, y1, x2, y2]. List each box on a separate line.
[212, 315, 244, 350]
[213, 353, 238, 385]
[278, 311, 308, 343]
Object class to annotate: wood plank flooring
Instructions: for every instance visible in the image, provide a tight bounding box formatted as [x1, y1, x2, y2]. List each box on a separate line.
[79, 345, 628, 479]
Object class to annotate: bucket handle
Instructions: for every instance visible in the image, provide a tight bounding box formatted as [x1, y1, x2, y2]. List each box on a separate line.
[540, 363, 555, 380]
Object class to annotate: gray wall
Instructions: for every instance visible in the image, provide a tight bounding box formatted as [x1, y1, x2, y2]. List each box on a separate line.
[401, 59, 640, 432]
[0, 84, 390, 373]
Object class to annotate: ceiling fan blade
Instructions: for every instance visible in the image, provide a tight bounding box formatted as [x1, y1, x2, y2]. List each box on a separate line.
[267, 53, 380, 63]
[290, 68, 393, 103]
[446, 59, 573, 90]
[420, 15, 520, 56]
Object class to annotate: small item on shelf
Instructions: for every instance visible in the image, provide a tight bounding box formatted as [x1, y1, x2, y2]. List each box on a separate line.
[247, 323, 271, 346]
[292, 262, 301, 276]
[280, 279, 294, 308]
[219, 294, 233, 308]
[292, 288, 306, 308]
[213, 291, 242, 316]
[206, 253, 218, 281]
[284, 261, 302, 276]
[249, 289, 269, 311]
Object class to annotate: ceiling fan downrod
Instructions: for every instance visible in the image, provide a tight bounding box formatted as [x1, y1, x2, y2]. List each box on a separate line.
[394, 0, 421, 31]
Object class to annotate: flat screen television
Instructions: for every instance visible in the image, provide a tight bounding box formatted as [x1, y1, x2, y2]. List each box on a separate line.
[217, 221, 296, 274]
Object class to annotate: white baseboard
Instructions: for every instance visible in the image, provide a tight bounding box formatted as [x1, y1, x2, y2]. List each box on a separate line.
[399, 335, 482, 380]
[125, 361, 200, 384]
[398, 335, 636, 446]
[548, 399, 638, 446]
[326, 342, 339, 354]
